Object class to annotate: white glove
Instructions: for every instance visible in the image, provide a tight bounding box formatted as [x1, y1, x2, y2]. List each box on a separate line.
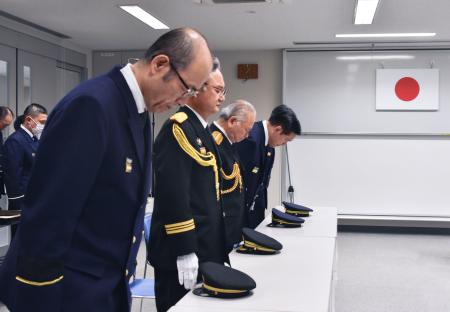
[176, 253, 199, 290]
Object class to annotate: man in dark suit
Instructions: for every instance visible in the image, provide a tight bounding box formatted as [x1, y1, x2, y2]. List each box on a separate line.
[149, 59, 227, 312]
[235, 105, 301, 229]
[211, 100, 256, 251]
[4, 103, 47, 212]
[0, 106, 14, 202]
[0, 27, 214, 312]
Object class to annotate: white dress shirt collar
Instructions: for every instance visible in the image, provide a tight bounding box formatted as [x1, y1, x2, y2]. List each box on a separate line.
[262, 120, 269, 146]
[120, 63, 146, 114]
[20, 124, 33, 138]
[185, 105, 208, 129]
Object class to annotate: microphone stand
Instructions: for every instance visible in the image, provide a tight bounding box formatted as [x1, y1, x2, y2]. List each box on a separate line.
[285, 144, 294, 203]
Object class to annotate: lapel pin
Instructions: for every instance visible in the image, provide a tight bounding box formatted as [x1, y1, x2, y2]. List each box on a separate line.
[125, 158, 133, 173]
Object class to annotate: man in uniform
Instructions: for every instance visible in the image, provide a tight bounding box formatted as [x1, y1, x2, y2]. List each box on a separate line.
[235, 105, 301, 229]
[0, 27, 214, 312]
[211, 100, 256, 251]
[148, 58, 227, 312]
[4, 103, 47, 212]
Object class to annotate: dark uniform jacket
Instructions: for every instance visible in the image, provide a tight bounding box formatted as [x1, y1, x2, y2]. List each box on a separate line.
[235, 121, 275, 229]
[210, 123, 245, 249]
[3, 127, 39, 210]
[0, 66, 152, 312]
[148, 106, 227, 270]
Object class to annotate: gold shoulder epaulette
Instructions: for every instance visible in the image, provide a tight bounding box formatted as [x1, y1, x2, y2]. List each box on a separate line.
[212, 131, 224, 145]
[170, 112, 188, 124]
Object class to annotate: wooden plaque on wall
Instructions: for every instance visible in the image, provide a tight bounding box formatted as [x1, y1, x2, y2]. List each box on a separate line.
[237, 64, 258, 80]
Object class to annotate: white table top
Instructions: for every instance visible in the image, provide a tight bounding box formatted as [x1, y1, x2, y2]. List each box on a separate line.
[170, 238, 336, 312]
[170, 206, 337, 312]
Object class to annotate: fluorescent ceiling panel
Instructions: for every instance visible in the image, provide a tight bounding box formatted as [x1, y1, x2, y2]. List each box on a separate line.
[354, 0, 379, 24]
[336, 33, 436, 38]
[119, 5, 169, 30]
[337, 55, 414, 61]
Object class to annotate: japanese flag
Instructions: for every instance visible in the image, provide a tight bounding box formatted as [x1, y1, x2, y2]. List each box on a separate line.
[376, 68, 439, 111]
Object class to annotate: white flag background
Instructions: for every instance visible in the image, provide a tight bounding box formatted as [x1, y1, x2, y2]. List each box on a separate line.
[376, 68, 439, 111]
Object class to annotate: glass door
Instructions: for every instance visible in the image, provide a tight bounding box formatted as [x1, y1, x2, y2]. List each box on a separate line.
[17, 50, 57, 115]
[0, 44, 15, 246]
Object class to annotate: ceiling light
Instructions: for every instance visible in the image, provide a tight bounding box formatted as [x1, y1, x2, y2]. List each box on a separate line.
[119, 5, 169, 29]
[354, 0, 379, 24]
[336, 33, 436, 38]
[336, 55, 414, 61]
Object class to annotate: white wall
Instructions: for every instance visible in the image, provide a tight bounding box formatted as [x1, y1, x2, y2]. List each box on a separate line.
[284, 49, 450, 219]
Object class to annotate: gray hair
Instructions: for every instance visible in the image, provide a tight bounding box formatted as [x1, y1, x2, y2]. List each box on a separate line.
[218, 100, 256, 122]
[212, 56, 221, 72]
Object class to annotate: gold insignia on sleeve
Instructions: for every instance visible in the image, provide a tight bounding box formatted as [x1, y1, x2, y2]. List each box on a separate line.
[252, 167, 259, 174]
[164, 219, 196, 235]
[170, 112, 188, 124]
[200, 147, 207, 155]
[125, 158, 133, 173]
[212, 131, 223, 145]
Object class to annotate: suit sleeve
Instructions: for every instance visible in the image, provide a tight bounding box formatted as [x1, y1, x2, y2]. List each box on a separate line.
[14, 96, 108, 312]
[153, 121, 197, 257]
[4, 137, 26, 210]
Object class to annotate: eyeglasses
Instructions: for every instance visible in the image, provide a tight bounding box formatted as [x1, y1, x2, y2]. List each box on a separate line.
[170, 62, 199, 98]
[202, 82, 227, 97]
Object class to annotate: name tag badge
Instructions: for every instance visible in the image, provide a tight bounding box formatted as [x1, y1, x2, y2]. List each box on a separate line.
[125, 158, 133, 173]
[252, 167, 259, 174]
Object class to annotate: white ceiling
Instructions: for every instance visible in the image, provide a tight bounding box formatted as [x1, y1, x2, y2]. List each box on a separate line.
[1, 0, 450, 51]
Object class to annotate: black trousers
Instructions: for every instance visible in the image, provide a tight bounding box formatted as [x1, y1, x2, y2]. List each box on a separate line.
[154, 268, 188, 312]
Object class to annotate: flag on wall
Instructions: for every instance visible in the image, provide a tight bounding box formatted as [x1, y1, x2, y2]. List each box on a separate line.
[376, 68, 439, 111]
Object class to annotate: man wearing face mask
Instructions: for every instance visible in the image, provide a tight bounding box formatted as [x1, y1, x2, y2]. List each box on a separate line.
[4, 103, 47, 212]
[235, 105, 301, 229]
[211, 100, 256, 251]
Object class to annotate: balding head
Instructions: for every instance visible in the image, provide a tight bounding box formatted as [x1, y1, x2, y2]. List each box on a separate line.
[132, 27, 213, 113]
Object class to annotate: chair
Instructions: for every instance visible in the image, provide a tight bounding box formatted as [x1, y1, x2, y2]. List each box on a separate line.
[130, 213, 155, 311]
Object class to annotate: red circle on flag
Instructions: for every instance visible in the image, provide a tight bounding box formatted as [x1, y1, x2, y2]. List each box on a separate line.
[395, 77, 420, 101]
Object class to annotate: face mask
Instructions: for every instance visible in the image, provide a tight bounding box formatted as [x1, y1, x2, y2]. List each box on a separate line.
[30, 118, 45, 139]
